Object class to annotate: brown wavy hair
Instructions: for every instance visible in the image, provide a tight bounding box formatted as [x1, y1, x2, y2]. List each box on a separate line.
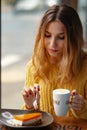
[32, 4, 84, 84]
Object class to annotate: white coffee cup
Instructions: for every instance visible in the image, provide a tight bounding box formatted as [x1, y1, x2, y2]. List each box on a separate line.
[53, 88, 70, 116]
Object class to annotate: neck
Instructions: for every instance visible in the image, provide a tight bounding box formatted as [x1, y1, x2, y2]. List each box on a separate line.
[49, 56, 61, 66]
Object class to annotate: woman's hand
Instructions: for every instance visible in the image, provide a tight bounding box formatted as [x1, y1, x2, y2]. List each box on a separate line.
[21, 83, 40, 110]
[70, 90, 84, 111]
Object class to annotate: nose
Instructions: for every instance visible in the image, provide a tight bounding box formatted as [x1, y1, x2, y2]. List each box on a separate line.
[50, 37, 57, 48]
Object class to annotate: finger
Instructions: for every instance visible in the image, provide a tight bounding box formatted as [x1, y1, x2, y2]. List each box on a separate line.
[71, 89, 77, 96]
[33, 88, 40, 98]
[24, 87, 34, 97]
[72, 94, 84, 105]
[71, 95, 84, 111]
[71, 102, 83, 110]
[33, 83, 40, 96]
[24, 86, 32, 95]
[34, 83, 40, 91]
[70, 90, 78, 103]
[27, 89, 34, 96]
[21, 89, 28, 98]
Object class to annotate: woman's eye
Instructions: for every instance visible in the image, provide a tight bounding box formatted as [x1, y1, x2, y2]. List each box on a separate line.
[57, 36, 64, 40]
[45, 34, 51, 38]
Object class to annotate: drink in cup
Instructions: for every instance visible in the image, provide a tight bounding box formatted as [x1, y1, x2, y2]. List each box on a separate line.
[53, 88, 70, 116]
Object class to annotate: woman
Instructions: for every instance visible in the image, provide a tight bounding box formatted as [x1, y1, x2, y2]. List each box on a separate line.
[21, 4, 87, 119]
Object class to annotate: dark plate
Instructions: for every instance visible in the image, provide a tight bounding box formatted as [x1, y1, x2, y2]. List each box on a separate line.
[0, 109, 54, 128]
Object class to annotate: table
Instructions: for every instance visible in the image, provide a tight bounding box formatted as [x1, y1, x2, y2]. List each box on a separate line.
[0, 109, 87, 130]
[53, 115, 87, 130]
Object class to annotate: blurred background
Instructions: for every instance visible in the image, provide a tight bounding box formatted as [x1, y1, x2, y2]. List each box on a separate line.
[1, 0, 87, 109]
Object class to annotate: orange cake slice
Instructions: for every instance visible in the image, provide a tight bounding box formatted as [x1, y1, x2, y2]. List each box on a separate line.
[13, 112, 42, 126]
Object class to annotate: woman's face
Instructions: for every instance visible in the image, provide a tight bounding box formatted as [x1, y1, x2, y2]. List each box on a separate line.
[44, 21, 67, 60]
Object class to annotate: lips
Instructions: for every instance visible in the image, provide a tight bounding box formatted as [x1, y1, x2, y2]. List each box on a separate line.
[49, 49, 58, 53]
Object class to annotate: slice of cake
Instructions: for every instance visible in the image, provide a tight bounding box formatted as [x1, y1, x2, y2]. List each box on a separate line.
[13, 112, 42, 126]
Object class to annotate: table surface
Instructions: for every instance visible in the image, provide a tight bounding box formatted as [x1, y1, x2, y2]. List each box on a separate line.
[0, 109, 87, 130]
[53, 115, 87, 130]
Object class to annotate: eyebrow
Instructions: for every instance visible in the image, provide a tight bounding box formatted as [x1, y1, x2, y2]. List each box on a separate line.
[45, 30, 65, 35]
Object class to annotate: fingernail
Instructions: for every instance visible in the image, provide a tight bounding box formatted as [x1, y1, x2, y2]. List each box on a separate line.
[38, 87, 40, 91]
[29, 92, 32, 95]
[69, 101, 72, 104]
[72, 92, 76, 95]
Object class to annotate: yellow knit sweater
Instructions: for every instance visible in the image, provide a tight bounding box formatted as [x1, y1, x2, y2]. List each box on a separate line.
[22, 52, 87, 120]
